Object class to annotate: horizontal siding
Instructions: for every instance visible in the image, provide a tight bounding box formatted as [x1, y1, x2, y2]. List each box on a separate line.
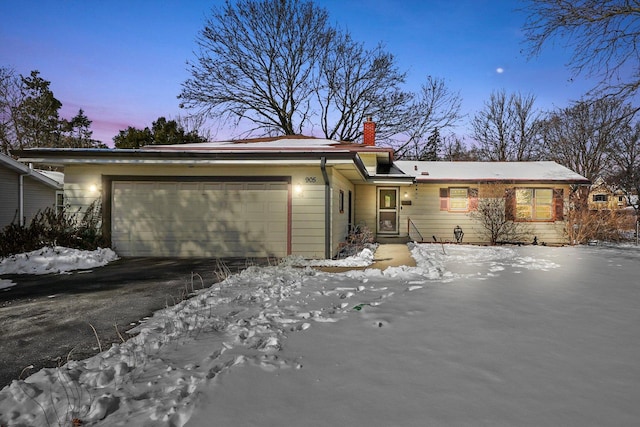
[402, 183, 573, 245]
[357, 182, 573, 245]
[23, 178, 57, 224]
[330, 169, 355, 256]
[0, 167, 19, 227]
[290, 174, 325, 257]
[292, 227, 325, 237]
[0, 167, 56, 227]
[289, 241, 325, 258]
[400, 184, 478, 243]
[354, 185, 376, 231]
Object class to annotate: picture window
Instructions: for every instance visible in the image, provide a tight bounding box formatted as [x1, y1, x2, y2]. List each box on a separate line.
[516, 188, 553, 221]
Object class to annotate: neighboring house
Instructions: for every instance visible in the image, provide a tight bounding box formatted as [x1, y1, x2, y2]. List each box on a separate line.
[588, 176, 630, 210]
[13, 124, 589, 258]
[0, 153, 64, 229]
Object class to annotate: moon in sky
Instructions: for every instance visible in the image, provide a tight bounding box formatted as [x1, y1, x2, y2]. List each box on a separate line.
[496, 67, 505, 74]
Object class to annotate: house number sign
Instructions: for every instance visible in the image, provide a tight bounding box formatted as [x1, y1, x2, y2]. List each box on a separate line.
[304, 176, 317, 183]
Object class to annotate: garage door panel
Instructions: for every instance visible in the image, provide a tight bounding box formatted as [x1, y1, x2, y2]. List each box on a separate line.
[112, 180, 288, 257]
[202, 183, 223, 191]
[268, 201, 287, 214]
[246, 183, 266, 191]
[224, 183, 244, 192]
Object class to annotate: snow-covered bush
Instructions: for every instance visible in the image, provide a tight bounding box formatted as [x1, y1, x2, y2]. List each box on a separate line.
[0, 200, 107, 257]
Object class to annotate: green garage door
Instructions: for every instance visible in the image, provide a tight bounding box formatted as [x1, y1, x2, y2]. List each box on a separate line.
[111, 180, 288, 257]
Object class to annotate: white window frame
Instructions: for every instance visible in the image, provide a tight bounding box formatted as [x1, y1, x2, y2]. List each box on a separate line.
[448, 188, 469, 212]
[55, 190, 65, 214]
[516, 188, 553, 221]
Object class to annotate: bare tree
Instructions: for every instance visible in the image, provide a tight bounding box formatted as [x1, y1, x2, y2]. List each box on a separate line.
[539, 97, 633, 181]
[179, 0, 334, 136]
[175, 114, 211, 142]
[393, 76, 463, 159]
[522, 0, 640, 101]
[469, 184, 532, 245]
[471, 90, 542, 161]
[317, 32, 411, 142]
[0, 66, 23, 155]
[180, 0, 424, 143]
[441, 134, 478, 161]
[610, 121, 640, 215]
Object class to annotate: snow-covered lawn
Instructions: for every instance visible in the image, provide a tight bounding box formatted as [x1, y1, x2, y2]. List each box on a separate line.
[1, 243, 639, 426]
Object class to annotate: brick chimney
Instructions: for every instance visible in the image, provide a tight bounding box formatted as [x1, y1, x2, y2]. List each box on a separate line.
[363, 116, 376, 146]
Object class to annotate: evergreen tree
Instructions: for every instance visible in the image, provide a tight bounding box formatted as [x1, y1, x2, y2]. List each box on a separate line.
[113, 126, 154, 149]
[14, 70, 62, 148]
[421, 127, 440, 160]
[114, 116, 207, 148]
[60, 109, 106, 148]
[1, 68, 104, 153]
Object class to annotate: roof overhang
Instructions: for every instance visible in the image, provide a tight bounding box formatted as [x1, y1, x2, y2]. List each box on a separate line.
[0, 153, 63, 189]
[13, 147, 356, 163]
[413, 177, 591, 185]
[11, 147, 374, 182]
[366, 175, 415, 185]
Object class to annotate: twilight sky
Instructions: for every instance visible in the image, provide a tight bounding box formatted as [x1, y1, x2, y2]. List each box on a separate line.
[1, 0, 597, 146]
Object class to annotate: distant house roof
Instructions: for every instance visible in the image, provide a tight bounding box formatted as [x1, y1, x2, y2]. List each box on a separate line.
[0, 152, 63, 189]
[394, 161, 590, 184]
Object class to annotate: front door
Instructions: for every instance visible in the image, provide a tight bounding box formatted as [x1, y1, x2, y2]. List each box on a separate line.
[377, 187, 399, 234]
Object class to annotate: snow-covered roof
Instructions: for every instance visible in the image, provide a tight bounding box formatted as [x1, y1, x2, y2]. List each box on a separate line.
[147, 135, 392, 155]
[163, 135, 339, 149]
[394, 161, 590, 183]
[35, 169, 64, 185]
[12, 136, 394, 168]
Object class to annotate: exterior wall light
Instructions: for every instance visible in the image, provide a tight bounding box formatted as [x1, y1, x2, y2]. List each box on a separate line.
[89, 184, 99, 194]
[295, 184, 303, 196]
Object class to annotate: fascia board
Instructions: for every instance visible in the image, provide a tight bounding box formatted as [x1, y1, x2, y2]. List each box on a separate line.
[0, 154, 62, 189]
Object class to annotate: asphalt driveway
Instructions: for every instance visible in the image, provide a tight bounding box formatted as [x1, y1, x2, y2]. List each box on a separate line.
[0, 256, 270, 388]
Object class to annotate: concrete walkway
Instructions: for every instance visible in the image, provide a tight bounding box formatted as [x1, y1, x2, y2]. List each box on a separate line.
[317, 244, 416, 273]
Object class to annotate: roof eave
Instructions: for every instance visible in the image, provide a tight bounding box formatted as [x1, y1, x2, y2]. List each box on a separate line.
[1, 153, 63, 189]
[414, 177, 591, 185]
[12, 148, 367, 165]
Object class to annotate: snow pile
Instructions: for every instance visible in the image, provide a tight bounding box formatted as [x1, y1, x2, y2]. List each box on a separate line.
[0, 246, 118, 275]
[0, 279, 15, 290]
[283, 246, 375, 267]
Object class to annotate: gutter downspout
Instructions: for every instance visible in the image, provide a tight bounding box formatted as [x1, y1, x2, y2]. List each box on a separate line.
[320, 157, 331, 259]
[18, 174, 25, 226]
[18, 163, 33, 227]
